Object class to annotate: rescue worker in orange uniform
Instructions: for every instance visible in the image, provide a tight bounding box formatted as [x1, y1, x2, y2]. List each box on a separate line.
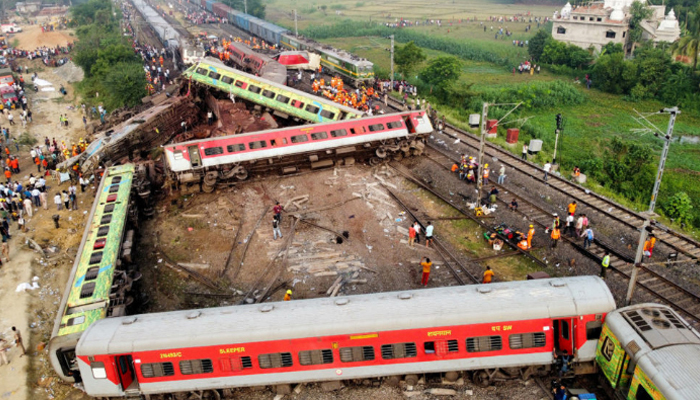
[526, 225, 535, 250]
[284, 290, 292, 301]
[482, 266, 494, 283]
[643, 235, 656, 258]
[550, 226, 561, 248]
[568, 201, 577, 216]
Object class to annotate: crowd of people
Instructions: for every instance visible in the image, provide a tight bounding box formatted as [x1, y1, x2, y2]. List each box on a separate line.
[4, 44, 73, 68]
[380, 15, 551, 29]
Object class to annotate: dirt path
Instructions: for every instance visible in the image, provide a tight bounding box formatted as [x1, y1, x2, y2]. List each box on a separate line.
[11, 23, 73, 49]
[0, 248, 35, 400]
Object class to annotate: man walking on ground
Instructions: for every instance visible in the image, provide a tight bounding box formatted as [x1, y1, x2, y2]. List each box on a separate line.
[522, 143, 528, 160]
[565, 214, 575, 237]
[420, 257, 432, 286]
[581, 226, 594, 249]
[413, 221, 421, 245]
[273, 201, 283, 221]
[543, 161, 552, 181]
[12, 327, 25, 356]
[408, 224, 416, 247]
[425, 222, 434, 248]
[272, 217, 282, 240]
[482, 266, 494, 283]
[497, 164, 506, 184]
[600, 251, 610, 278]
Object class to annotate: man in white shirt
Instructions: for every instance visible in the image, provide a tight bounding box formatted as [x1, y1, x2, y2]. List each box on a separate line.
[543, 161, 552, 182]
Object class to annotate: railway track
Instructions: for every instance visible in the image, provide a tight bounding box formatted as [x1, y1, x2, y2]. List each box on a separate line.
[423, 144, 700, 330]
[386, 97, 700, 263]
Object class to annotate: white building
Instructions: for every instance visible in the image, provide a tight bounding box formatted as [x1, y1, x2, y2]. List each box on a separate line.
[551, 0, 680, 53]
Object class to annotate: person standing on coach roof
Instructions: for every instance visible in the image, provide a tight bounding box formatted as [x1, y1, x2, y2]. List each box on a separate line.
[420, 257, 432, 286]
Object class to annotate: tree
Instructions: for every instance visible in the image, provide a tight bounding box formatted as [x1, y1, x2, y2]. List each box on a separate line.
[528, 29, 550, 61]
[222, 0, 266, 18]
[593, 53, 638, 94]
[664, 192, 693, 226]
[600, 42, 624, 55]
[103, 62, 148, 110]
[419, 56, 462, 92]
[566, 45, 593, 69]
[601, 137, 654, 201]
[670, 5, 700, 69]
[633, 45, 672, 97]
[540, 40, 569, 65]
[394, 41, 426, 79]
[628, 1, 653, 54]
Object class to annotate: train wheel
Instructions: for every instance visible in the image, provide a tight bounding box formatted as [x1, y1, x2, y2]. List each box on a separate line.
[405, 374, 419, 386]
[473, 371, 490, 388]
[376, 147, 387, 158]
[369, 157, 382, 166]
[235, 168, 248, 181]
[392, 152, 404, 161]
[399, 140, 410, 152]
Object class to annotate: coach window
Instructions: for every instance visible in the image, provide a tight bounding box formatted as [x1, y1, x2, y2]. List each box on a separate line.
[209, 72, 221, 80]
[222, 76, 234, 84]
[276, 94, 290, 104]
[227, 144, 246, 153]
[509, 333, 546, 349]
[262, 90, 276, 99]
[85, 267, 99, 281]
[350, 126, 366, 135]
[424, 342, 436, 354]
[466, 336, 502, 352]
[387, 121, 403, 129]
[219, 356, 253, 372]
[298, 349, 334, 366]
[248, 85, 261, 94]
[291, 134, 309, 143]
[320, 110, 336, 119]
[311, 132, 328, 140]
[305, 104, 320, 114]
[381, 343, 417, 360]
[248, 140, 268, 150]
[80, 282, 96, 298]
[258, 352, 293, 369]
[196, 68, 208, 75]
[339, 346, 375, 363]
[173, 150, 184, 160]
[141, 362, 175, 378]
[234, 80, 247, 89]
[368, 124, 385, 132]
[179, 359, 214, 375]
[635, 385, 653, 400]
[90, 362, 106, 379]
[204, 147, 224, 156]
[424, 340, 459, 355]
[89, 252, 103, 265]
[586, 321, 603, 340]
[331, 129, 348, 137]
[292, 100, 305, 109]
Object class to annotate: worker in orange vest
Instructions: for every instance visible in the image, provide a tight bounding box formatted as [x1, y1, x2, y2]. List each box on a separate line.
[283, 290, 292, 301]
[4, 167, 10, 183]
[483, 164, 490, 184]
[643, 235, 656, 258]
[550, 226, 561, 248]
[568, 201, 577, 216]
[526, 225, 535, 249]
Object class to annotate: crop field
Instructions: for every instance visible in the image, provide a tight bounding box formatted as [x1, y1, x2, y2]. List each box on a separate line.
[266, 0, 557, 31]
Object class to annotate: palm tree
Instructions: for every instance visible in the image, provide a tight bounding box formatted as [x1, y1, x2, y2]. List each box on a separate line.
[671, 6, 700, 69]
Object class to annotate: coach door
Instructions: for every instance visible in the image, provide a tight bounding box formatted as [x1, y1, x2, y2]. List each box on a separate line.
[403, 115, 416, 134]
[115, 355, 138, 392]
[554, 318, 575, 356]
[188, 146, 202, 168]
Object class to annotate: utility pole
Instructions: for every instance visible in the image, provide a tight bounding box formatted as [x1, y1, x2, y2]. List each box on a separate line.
[553, 113, 563, 165]
[294, 9, 298, 37]
[625, 107, 679, 305]
[476, 102, 521, 207]
[390, 34, 394, 91]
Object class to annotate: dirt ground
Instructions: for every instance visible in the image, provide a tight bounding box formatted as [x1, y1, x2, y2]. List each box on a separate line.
[0, 25, 94, 400]
[10, 24, 74, 50]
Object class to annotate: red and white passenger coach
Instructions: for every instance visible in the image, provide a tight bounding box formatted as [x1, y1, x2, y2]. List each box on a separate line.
[164, 110, 433, 184]
[75, 276, 614, 398]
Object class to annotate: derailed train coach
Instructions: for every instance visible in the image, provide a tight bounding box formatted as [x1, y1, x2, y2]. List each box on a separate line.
[163, 110, 432, 189]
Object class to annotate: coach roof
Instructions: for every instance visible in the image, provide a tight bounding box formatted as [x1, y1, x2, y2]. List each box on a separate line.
[77, 276, 614, 355]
